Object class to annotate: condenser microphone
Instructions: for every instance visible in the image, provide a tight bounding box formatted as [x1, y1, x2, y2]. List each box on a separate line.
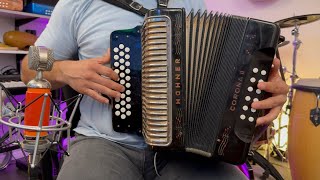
[24, 46, 55, 137]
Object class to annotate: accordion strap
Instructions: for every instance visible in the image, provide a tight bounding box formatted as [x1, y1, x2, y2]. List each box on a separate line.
[101, 0, 169, 16]
[101, 0, 149, 16]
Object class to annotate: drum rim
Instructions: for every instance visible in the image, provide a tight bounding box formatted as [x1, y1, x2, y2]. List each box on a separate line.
[293, 79, 320, 93]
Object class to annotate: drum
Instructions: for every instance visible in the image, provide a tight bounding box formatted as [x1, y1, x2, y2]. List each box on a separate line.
[288, 79, 320, 180]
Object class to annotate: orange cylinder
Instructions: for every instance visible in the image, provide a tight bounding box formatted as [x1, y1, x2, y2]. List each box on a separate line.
[288, 80, 320, 180]
[24, 88, 51, 137]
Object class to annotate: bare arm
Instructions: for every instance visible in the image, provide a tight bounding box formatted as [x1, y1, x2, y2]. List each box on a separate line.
[21, 49, 124, 104]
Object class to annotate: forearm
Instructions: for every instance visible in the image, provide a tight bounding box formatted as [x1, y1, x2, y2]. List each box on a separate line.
[21, 55, 67, 90]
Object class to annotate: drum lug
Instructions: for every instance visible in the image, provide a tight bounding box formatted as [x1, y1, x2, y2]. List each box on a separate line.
[310, 94, 320, 127]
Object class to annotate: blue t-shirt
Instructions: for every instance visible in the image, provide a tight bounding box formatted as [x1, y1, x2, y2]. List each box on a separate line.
[35, 0, 206, 148]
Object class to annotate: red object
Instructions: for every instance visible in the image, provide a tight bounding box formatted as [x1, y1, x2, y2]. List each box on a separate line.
[24, 88, 51, 137]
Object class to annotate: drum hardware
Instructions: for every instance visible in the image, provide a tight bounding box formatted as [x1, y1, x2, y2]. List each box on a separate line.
[310, 94, 320, 126]
[275, 14, 320, 114]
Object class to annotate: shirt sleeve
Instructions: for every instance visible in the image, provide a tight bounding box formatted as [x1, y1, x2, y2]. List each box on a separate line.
[35, 0, 80, 60]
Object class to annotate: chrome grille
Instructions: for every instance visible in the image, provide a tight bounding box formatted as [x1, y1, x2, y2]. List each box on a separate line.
[141, 16, 173, 146]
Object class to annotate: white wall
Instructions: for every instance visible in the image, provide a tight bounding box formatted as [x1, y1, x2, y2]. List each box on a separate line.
[205, 0, 320, 80]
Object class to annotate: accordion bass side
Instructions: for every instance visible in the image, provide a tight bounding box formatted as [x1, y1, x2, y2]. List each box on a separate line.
[111, 8, 280, 164]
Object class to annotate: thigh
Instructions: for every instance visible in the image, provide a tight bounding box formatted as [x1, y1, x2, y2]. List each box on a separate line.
[57, 136, 143, 180]
[156, 155, 248, 180]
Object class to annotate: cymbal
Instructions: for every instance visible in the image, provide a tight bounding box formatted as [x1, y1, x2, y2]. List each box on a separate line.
[275, 14, 320, 28]
[278, 40, 290, 47]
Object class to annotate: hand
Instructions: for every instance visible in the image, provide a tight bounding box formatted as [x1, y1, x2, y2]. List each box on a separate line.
[251, 58, 289, 126]
[58, 49, 125, 104]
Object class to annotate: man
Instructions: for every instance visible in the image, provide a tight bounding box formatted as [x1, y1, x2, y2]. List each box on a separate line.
[21, 0, 289, 179]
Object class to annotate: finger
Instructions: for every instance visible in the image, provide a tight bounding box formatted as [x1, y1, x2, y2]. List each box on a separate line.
[251, 94, 287, 109]
[84, 81, 122, 99]
[256, 106, 282, 126]
[96, 49, 111, 64]
[257, 80, 289, 95]
[86, 73, 125, 92]
[82, 88, 110, 104]
[93, 65, 120, 82]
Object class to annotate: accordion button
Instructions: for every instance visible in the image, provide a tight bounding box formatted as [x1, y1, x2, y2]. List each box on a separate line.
[243, 106, 249, 111]
[253, 98, 259, 102]
[126, 90, 131, 95]
[120, 58, 125, 64]
[114, 69, 120, 74]
[120, 80, 125, 85]
[121, 101, 126, 106]
[120, 73, 125, 78]
[115, 98, 120, 102]
[126, 83, 131, 88]
[120, 65, 125, 71]
[121, 114, 126, 119]
[248, 117, 254, 122]
[256, 89, 262, 94]
[115, 111, 121, 116]
[115, 104, 120, 109]
[114, 55, 120, 60]
[125, 47, 130, 52]
[121, 108, 126, 113]
[119, 44, 125, 49]
[126, 111, 132, 116]
[125, 54, 131, 60]
[121, 93, 126, 99]
[248, 87, 254, 92]
[113, 47, 119, 53]
[245, 96, 251, 101]
[126, 104, 131, 109]
[119, 51, 125, 57]
[261, 70, 267, 76]
[251, 108, 256, 113]
[125, 76, 131, 81]
[240, 115, 246, 120]
[250, 77, 256, 83]
[258, 79, 264, 83]
[253, 68, 259, 73]
[125, 61, 130, 67]
[114, 62, 120, 67]
[125, 69, 131, 74]
[126, 97, 131, 102]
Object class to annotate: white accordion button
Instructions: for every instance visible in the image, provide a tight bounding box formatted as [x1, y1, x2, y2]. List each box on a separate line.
[125, 61, 130, 67]
[258, 79, 264, 83]
[119, 51, 125, 57]
[114, 62, 120, 67]
[126, 97, 131, 102]
[125, 47, 130, 52]
[115, 97, 120, 102]
[120, 65, 125, 71]
[120, 80, 125, 85]
[256, 89, 262, 94]
[251, 108, 257, 113]
[253, 98, 259, 102]
[261, 70, 267, 76]
[114, 55, 119, 60]
[243, 106, 249, 111]
[126, 104, 131, 109]
[113, 47, 119, 53]
[248, 87, 253, 92]
[126, 90, 131, 95]
[115, 111, 120, 116]
[120, 58, 125, 64]
[114, 69, 120, 74]
[248, 117, 254, 122]
[120, 108, 126, 113]
[126, 83, 131, 88]
[120, 72, 125, 78]
[125, 76, 131, 81]
[125, 69, 131, 74]
[121, 93, 125, 99]
[119, 44, 125, 49]
[253, 68, 258, 73]
[115, 104, 120, 109]
[250, 77, 256, 83]
[121, 114, 126, 119]
[126, 111, 131, 116]
[125, 54, 130, 60]
[240, 115, 246, 120]
[245, 96, 251, 101]
[120, 101, 126, 106]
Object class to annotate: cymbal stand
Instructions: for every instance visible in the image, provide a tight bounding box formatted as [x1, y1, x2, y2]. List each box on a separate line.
[286, 21, 301, 114]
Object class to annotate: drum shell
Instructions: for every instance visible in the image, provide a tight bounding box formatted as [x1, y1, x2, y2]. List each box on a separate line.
[288, 80, 320, 180]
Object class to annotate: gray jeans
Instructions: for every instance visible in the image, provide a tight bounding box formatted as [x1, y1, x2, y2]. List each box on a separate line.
[57, 135, 248, 180]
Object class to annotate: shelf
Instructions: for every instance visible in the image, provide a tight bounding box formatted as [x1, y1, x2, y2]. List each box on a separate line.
[0, 50, 28, 55]
[0, 9, 50, 20]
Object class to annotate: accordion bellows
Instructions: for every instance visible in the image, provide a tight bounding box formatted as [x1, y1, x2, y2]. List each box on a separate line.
[141, 9, 279, 164]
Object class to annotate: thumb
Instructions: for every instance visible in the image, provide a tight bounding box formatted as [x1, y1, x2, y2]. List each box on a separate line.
[268, 58, 280, 78]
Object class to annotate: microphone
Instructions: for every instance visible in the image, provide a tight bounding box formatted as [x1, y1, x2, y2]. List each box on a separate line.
[24, 46, 55, 137]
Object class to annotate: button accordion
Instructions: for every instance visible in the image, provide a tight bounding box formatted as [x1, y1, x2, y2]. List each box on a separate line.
[110, 8, 280, 164]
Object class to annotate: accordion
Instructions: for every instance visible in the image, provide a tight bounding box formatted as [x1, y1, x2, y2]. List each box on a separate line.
[110, 8, 280, 164]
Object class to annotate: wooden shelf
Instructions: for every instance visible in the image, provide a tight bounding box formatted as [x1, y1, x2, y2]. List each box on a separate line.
[0, 9, 50, 20]
[0, 50, 28, 55]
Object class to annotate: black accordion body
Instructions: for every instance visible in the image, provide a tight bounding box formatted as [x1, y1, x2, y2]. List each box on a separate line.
[111, 8, 280, 164]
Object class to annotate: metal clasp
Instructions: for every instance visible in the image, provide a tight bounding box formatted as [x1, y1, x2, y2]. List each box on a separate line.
[129, 1, 142, 11]
[310, 93, 320, 126]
